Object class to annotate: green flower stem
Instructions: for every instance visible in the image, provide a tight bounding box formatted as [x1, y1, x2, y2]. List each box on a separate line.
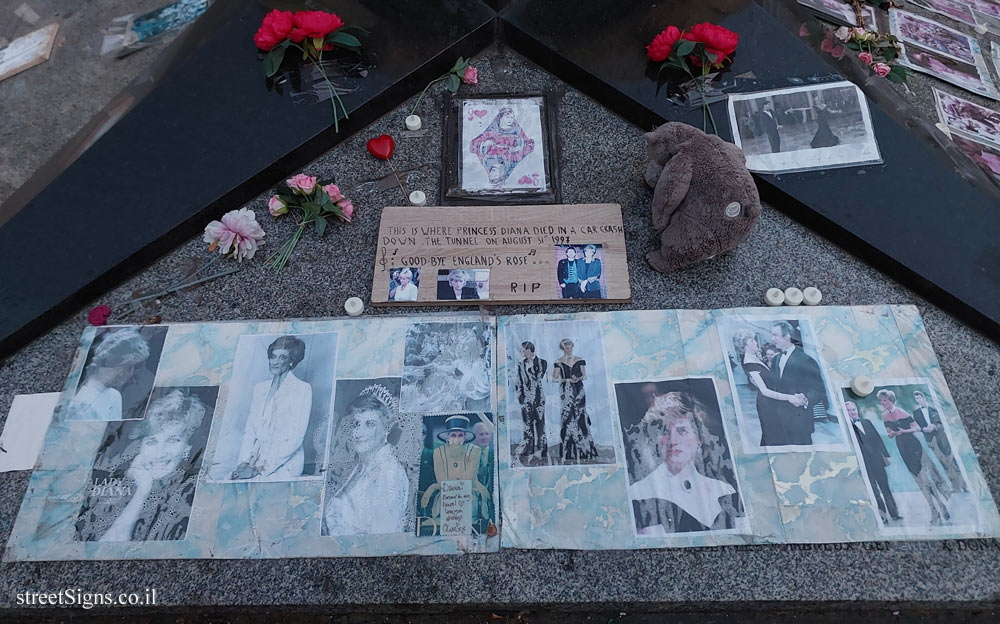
[290, 44, 348, 133]
[409, 75, 448, 116]
[120, 266, 242, 306]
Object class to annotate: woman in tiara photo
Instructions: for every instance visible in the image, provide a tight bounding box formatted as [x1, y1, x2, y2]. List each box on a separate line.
[324, 383, 409, 536]
[67, 328, 152, 421]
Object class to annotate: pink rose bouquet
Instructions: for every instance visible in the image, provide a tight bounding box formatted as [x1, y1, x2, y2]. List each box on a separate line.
[254, 9, 368, 132]
[265, 173, 355, 271]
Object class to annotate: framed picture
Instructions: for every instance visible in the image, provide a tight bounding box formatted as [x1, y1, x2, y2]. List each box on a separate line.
[441, 93, 560, 205]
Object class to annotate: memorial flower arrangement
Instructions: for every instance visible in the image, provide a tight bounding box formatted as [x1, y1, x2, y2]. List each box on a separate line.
[408, 56, 478, 116]
[266, 173, 355, 272]
[646, 23, 739, 134]
[254, 9, 368, 133]
[833, 26, 907, 83]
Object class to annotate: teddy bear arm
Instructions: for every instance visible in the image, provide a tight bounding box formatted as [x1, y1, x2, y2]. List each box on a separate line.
[651, 152, 694, 233]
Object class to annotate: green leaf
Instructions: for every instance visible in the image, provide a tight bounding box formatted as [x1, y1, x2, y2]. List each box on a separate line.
[705, 51, 718, 64]
[262, 46, 286, 78]
[317, 189, 329, 205]
[883, 48, 897, 61]
[447, 73, 460, 93]
[278, 194, 298, 205]
[337, 25, 370, 36]
[886, 65, 907, 83]
[329, 31, 361, 48]
[314, 215, 327, 237]
[675, 39, 696, 58]
[451, 56, 467, 72]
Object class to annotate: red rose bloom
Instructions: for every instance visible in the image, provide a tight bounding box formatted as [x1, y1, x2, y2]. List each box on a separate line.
[683, 23, 739, 62]
[289, 11, 344, 42]
[87, 305, 112, 327]
[253, 9, 293, 51]
[646, 25, 682, 62]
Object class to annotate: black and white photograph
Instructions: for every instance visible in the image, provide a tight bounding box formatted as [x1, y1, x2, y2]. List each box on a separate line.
[796, 0, 877, 27]
[388, 267, 420, 302]
[934, 88, 1000, 146]
[840, 379, 977, 534]
[322, 378, 415, 537]
[717, 315, 848, 454]
[415, 413, 496, 537]
[899, 42, 999, 99]
[615, 378, 747, 536]
[436, 268, 490, 301]
[64, 325, 169, 422]
[890, 9, 976, 64]
[727, 81, 881, 174]
[399, 322, 492, 414]
[74, 386, 218, 542]
[207, 332, 338, 482]
[504, 320, 616, 468]
[554, 244, 606, 300]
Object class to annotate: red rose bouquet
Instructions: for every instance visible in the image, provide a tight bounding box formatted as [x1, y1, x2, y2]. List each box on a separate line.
[254, 9, 368, 133]
[646, 22, 739, 133]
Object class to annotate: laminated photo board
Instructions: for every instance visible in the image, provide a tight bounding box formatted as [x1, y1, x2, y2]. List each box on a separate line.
[5, 314, 499, 561]
[372, 204, 630, 305]
[497, 306, 1000, 549]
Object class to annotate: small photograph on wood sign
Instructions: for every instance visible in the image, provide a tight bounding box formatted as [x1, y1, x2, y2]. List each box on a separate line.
[554, 244, 606, 300]
[388, 267, 421, 302]
[436, 268, 490, 301]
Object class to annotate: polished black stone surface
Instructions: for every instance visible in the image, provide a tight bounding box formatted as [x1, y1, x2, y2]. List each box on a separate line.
[2, 0, 1000, 359]
[500, 0, 1000, 341]
[0, 0, 495, 357]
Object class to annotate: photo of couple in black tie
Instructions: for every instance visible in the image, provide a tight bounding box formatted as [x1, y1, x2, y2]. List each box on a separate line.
[841, 380, 974, 533]
[719, 316, 848, 454]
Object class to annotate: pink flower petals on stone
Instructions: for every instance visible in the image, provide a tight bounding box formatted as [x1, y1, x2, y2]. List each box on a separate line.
[203, 208, 265, 262]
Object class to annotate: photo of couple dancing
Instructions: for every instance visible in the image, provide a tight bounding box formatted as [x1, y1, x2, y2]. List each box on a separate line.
[720, 317, 847, 453]
[555, 244, 605, 299]
[842, 382, 973, 531]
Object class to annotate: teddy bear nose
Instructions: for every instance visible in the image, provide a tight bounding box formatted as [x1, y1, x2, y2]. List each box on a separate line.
[725, 202, 741, 218]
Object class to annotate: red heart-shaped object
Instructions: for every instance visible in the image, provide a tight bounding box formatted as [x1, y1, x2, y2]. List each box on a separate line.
[366, 134, 395, 160]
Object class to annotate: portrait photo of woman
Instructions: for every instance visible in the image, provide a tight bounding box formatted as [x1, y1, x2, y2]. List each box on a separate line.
[615, 378, 746, 536]
[389, 267, 420, 302]
[323, 379, 411, 537]
[65, 326, 168, 422]
[208, 331, 338, 482]
[75, 386, 218, 542]
[436, 269, 484, 301]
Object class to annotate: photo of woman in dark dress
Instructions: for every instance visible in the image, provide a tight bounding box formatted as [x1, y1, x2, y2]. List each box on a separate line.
[879, 389, 951, 525]
[732, 331, 808, 447]
[551, 338, 598, 461]
[810, 100, 841, 148]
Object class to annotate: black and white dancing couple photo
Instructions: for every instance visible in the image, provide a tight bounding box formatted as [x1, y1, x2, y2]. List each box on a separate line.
[719, 316, 848, 453]
[841, 380, 974, 533]
[505, 320, 616, 468]
[728, 81, 881, 174]
[615, 377, 748, 536]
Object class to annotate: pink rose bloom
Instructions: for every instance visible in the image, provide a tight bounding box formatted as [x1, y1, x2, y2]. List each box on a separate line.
[337, 199, 354, 222]
[323, 183, 345, 202]
[858, 52, 873, 65]
[287, 173, 318, 194]
[203, 208, 265, 261]
[873, 62, 891, 77]
[462, 65, 478, 85]
[268, 196, 287, 217]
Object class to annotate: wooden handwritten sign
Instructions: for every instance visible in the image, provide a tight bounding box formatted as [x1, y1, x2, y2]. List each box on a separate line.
[371, 204, 631, 305]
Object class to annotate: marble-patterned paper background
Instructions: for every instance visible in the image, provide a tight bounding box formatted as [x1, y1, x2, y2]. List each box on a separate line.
[498, 306, 1000, 549]
[4, 313, 499, 561]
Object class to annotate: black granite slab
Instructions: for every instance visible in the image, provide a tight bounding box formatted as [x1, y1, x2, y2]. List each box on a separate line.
[0, 0, 495, 358]
[499, 0, 1000, 341]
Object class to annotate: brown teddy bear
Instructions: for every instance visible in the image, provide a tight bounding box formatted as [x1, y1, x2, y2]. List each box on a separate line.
[643, 122, 761, 273]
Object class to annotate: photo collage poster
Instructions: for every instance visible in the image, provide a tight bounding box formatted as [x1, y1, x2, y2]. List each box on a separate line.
[5, 314, 499, 561]
[497, 306, 1000, 550]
